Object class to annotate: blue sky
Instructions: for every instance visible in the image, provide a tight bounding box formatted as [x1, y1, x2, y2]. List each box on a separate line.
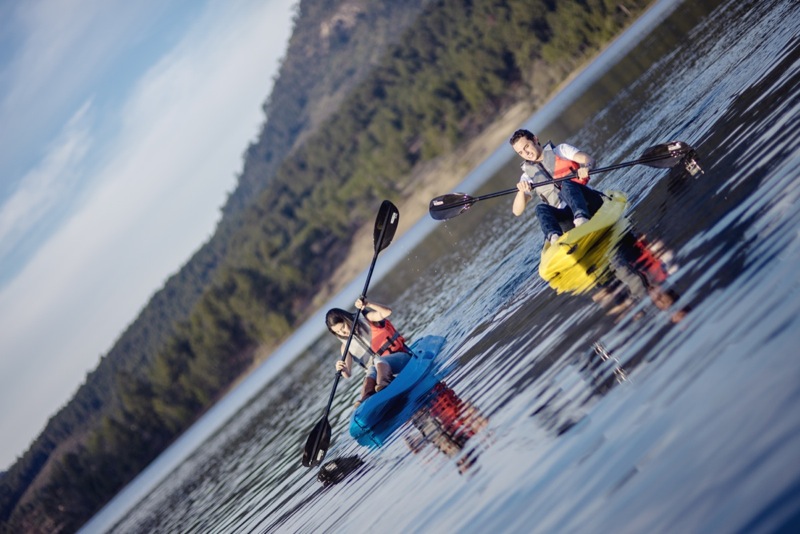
[0, 0, 297, 470]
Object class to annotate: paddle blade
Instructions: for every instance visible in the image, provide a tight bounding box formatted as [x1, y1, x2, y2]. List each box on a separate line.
[373, 200, 400, 252]
[429, 193, 474, 221]
[640, 141, 695, 168]
[373, 200, 400, 253]
[302, 417, 332, 467]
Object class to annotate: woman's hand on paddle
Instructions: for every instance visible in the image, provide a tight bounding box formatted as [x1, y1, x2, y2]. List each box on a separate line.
[516, 180, 533, 194]
[335, 359, 351, 378]
[356, 298, 392, 320]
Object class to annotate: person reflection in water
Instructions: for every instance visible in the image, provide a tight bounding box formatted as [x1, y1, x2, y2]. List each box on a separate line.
[404, 382, 489, 474]
[593, 231, 690, 323]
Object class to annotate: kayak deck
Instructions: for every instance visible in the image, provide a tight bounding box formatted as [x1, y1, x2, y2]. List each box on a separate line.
[349, 335, 446, 447]
[538, 190, 628, 294]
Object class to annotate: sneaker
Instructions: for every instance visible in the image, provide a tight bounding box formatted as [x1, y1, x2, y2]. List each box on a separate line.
[549, 233, 560, 245]
[573, 216, 589, 227]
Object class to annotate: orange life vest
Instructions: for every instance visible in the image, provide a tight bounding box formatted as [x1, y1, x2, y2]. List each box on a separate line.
[552, 155, 586, 184]
[535, 142, 589, 185]
[369, 319, 407, 356]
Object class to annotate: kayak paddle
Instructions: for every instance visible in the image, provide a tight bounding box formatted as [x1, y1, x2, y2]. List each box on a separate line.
[429, 141, 697, 221]
[302, 200, 400, 467]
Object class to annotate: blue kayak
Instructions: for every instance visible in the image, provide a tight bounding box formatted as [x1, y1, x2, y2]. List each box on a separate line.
[349, 335, 447, 447]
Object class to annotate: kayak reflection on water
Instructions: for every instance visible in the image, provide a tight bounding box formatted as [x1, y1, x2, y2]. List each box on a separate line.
[546, 165, 703, 322]
[315, 381, 488, 484]
[404, 382, 490, 475]
[587, 154, 701, 322]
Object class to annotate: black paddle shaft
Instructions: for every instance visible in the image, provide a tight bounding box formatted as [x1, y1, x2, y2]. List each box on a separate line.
[429, 141, 694, 220]
[302, 200, 399, 467]
[324, 200, 398, 408]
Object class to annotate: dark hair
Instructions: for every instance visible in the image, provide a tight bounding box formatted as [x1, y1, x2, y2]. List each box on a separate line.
[509, 129, 535, 146]
[325, 308, 368, 339]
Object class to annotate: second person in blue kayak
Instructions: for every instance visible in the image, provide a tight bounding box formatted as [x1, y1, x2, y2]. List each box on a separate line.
[509, 129, 606, 245]
[326, 298, 412, 406]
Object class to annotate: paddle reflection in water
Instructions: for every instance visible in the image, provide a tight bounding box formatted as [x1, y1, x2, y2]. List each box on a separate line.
[590, 341, 629, 385]
[316, 455, 365, 487]
[403, 382, 490, 475]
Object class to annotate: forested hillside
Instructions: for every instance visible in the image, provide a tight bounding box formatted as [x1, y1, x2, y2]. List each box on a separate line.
[0, 1, 653, 532]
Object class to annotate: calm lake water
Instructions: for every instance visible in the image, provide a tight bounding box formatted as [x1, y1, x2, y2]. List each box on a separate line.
[85, 0, 800, 531]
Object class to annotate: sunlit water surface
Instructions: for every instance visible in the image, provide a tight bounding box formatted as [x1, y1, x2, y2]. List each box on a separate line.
[86, 0, 800, 532]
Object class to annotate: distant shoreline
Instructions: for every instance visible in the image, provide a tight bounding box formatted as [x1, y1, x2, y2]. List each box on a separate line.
[308, 99, 535, 312]
[306, 0, 667, 314]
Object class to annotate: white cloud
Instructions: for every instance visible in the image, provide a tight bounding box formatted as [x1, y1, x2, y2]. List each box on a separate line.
[0, 102, 92, 268]
[0, 0, 179, 185]
[0, 0, 296, 469]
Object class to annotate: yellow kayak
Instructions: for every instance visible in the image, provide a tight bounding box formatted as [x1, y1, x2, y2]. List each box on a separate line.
[538, 190, 628, 294]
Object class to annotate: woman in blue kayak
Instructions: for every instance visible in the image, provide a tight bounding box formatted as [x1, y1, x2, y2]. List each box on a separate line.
[509, 129, 605, 245]
[325, 298, 412, 406]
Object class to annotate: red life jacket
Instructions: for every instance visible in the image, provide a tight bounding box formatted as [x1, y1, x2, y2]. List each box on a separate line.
[534, 143, 588, 186]
[369, 319, 407, 356]
[552, 155, 587, 185]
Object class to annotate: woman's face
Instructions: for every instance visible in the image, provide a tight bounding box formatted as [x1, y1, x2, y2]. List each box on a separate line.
[331, 320, 351, 337]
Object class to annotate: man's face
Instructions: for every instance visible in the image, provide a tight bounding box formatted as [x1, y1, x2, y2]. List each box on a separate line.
[512, 136, 542, 161]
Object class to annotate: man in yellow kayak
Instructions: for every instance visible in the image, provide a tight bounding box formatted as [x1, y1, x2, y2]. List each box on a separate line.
[509, 129, 605, 245]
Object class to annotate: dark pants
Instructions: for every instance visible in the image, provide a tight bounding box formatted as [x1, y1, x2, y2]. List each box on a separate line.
[535, 181, 605, 239]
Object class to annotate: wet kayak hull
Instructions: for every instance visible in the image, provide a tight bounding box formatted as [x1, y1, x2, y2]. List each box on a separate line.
[538, 190, 628, 294]
[349, 335, 446, 447]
